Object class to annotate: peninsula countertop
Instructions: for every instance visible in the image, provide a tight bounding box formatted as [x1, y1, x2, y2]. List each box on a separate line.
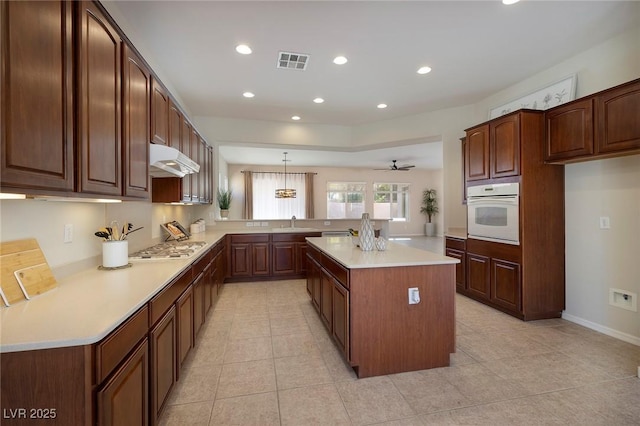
[305, 236, 459, 269]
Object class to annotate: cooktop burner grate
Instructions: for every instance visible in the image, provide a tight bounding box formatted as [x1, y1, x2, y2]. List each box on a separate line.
[129, 241, 207, 260]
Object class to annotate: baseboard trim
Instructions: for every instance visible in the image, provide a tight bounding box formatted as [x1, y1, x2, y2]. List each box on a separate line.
[562, 312, 640, 347]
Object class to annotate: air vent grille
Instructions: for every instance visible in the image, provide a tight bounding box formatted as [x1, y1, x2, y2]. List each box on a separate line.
[277, 51, 309, 70]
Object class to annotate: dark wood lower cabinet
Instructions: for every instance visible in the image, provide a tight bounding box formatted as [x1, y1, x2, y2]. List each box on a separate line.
[193, 272, 205, 337]
[320, 269, 333, 330]
[332, 282, 349, 357]
[467, 253, 490, 300]
[98, 339, 149, 426]
[491, 258, 521, 312]
[252, 243, 270, 276]
[445, 248, 466, 292]
[150, 306, 176, 423]
[176, 286, 194, 370]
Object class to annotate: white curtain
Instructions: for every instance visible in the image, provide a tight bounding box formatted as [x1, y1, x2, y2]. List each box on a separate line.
[252, 172, 306, 219]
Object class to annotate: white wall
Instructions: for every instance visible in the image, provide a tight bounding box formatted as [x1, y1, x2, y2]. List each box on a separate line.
[225, 164, 443, 236]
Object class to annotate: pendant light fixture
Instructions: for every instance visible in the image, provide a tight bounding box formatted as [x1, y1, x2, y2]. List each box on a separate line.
[275, 152, 296, 198]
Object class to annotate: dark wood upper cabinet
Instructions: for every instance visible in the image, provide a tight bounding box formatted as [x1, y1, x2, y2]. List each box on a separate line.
[151, 77, 169, 146]
[545, 98, 594, 162]
[122, 44, 150, 199]
[490, 114, 520, 178]
[545, 78, 640, 163]
[466, 113, 521, 182]
[181, 119, 192, 202]
[190, 128, 200, 203]
[76, 1, 122, 196]
[168, 100, 182, 150]
[596, 79, 640, 154]
[1, 0, 75, 192]
[465, 125, 490, 181]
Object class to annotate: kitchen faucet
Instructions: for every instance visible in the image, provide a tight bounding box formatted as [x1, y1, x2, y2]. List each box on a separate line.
[290, 215, 296, 228]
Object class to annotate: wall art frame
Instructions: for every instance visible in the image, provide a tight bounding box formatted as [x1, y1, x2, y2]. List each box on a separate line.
[489, 74, 577, 119]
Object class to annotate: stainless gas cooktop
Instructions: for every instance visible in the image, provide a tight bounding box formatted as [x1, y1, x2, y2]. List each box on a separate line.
[129, 241, 207, 260]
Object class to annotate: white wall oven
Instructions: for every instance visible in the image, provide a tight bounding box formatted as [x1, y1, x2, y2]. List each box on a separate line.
[467, 182, 520, 245]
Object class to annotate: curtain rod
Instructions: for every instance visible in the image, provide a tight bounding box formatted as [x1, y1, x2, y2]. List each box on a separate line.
[241, 171, 317, 175]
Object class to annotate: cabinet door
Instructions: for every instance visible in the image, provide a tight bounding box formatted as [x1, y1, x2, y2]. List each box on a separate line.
[272, 242, 296, 275]
[465, 124, 490, 181]
[199, 138, 207, 203]
[490, 114, 520, 178]
[98, 339, 149, 426]
[168, 100, 181, 150]
[252, 243, 271, 276]
[545, 98, 594, 162]
[332, 281, 349, 359]
[150, 306, 176, 422]
[297, 243, 309, 274]
[230, 243, 251, 277]
[180, 118, 192, 201]
[446, 248, 466, 292]
[596, 80, 640, 154]
[151, 77, 169, 146]
[193, 272, 205, 337]
[491, 259, 521, 312]
[461, 137, 467, 204]
[320, 269, 333, 330]
[204, 260, 214, 314]
[77, 1, 122, 196]
[1, 0, 74, 192]
[190, 128, 200, 202]
[176, 286, 193, 370]
[467, 253, 490, 300]
[122, 44, 150, 198]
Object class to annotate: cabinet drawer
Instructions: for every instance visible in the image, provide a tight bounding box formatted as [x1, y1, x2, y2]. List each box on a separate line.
[95, 304, 149, 383]
[149, 268, 192, 326]
[272, 232, 321, 242]
[445, 237, 466, 251]
[307, 244, 321, 262]
[321, 254, 349, 289]
[192, 250, 210, 276]
[230, 234, 269, 244]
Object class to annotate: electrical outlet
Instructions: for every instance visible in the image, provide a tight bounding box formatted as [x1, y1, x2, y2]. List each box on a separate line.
[64, 224, 73, 243]
[599, 216, 610, 229]
[324, 221, 331, 226]
[408, 287, 420, 304]
[246, 222, 254, 227]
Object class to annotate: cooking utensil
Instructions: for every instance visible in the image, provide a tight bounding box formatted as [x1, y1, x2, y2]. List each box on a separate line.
[95, 231, 110, 240]
[122, 226, 143, 240]
[110, 221, 120, 241]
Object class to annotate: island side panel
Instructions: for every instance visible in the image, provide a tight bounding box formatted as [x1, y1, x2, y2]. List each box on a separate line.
[349, 264, 455, 378]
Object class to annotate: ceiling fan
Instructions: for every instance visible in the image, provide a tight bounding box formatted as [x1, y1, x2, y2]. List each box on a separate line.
[375, 160, 415, 171]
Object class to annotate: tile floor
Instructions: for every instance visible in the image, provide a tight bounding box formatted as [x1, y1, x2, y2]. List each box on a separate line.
[160, 279, 640, 425]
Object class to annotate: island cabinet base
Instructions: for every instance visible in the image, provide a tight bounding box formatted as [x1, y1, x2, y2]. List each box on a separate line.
[349, 265, 456, 378]
[306, 241, 457, 378]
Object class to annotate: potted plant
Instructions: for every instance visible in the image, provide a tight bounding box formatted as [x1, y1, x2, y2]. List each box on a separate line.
[420, 189, 439, 236]
[216, 188, 232, 219]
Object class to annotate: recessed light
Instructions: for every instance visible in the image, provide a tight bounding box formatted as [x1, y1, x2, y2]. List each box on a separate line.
[417, 66, 432, 75]
[243, 92, 255, 98]
[313, 97, 324, 104]
[502, 0, 520, 5]
[377, 104, 388, 109]
[291, 116, 301, 121]
[235, 44, 252, 54]
[333, 56, 348, 65]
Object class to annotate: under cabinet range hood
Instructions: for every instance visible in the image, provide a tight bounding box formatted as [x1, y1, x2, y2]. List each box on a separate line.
[149, 144, 200, 177]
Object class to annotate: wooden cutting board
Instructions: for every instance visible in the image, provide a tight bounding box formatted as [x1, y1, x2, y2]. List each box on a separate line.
[0, 239, 57, 306]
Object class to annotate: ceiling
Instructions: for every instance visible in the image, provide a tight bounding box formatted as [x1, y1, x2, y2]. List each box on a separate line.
[105, 0, 639, 169]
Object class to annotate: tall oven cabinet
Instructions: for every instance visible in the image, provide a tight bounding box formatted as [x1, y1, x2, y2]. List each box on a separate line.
[462, 110, 565, 320]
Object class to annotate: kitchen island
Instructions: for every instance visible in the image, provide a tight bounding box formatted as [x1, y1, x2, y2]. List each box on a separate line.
[305, 236, 459, 378]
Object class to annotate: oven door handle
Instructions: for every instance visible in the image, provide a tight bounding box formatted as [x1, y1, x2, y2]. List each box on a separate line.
[467, 197, 518, 206]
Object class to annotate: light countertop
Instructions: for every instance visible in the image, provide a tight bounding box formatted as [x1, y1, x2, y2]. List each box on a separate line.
[0, 231, 227, 353]
[306, 236, 459, 269]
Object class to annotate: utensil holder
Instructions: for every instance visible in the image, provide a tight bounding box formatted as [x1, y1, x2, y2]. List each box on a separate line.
[102, 240, 128, 268]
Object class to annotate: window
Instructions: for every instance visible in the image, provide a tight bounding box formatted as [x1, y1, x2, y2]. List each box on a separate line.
[373, 183, 410, 221]
[327, 182, 365, 219]
[252, 172, 306, 219]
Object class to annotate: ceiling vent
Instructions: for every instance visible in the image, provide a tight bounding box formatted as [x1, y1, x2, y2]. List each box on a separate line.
[277, 51, 309, 70]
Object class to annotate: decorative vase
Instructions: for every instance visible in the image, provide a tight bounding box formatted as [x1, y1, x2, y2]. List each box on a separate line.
[425, 222, 436, 237]
[359, 213, 375, 251]
[220, 209, 229, 220]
